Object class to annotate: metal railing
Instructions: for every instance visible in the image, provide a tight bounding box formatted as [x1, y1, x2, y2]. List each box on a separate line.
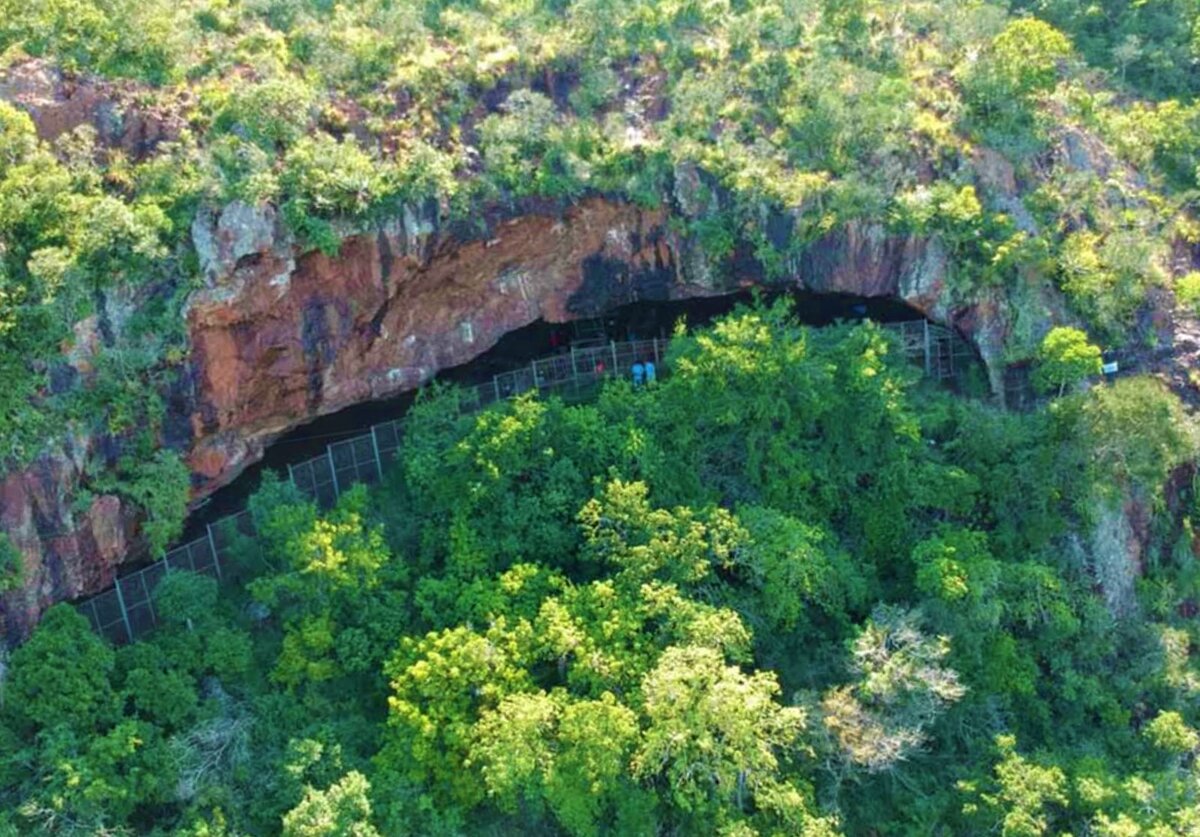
[76, 322, 968, 644]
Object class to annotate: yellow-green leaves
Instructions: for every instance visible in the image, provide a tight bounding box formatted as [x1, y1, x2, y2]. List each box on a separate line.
[1032, 326, 1102, 396]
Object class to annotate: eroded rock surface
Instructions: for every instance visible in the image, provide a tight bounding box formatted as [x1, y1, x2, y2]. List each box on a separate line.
[2, 189, 1011, 639]
[0, 59, 184, 157]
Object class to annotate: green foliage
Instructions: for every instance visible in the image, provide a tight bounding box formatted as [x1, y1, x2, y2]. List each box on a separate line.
[1032, 326, 1102, 395]
[478, 90, 591, 200]
[960, 734, 1069, 836]
[4, 306, 1200, 833]
[635, 645, 809, 819]
[1144, 710, 1199, 757]
[0, 0, 185, 83]
[1056, 229, 1164, 340]
[962, 18, 1073, 145]
[1080, 376, 1196, 495]
[1103, 99, 1200, 190]
[92, 449, 192, 556]
[250, 483, 401, 688]
[0, 532, 23, 592]
[0, 0, 1192, 497]
[282, 771, 380, 837]
[211, 76, 318, 149]
[5, 605, 119, 733]
[280, 132, 389, 252]
[154, 569, 219, 629]
[0, 0, 1198, 829]
[1177, 271, 1200, 313]
[1013, 0, 1200, 99]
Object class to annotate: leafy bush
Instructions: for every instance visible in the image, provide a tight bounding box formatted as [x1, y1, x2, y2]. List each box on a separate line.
[212, 76, 318, 149]
[1176, 271, 1200, 313]
[962, 18, 1073, 146]
[0, 0, 186, 83]
[478, 90, 590, 200]
[92, 450, 192, 557]
[1057, 229, 1163, 339]
[1032, 326, 1102, 395]
[0, 531, 23, 592]
[1082, 376, 1197, 495]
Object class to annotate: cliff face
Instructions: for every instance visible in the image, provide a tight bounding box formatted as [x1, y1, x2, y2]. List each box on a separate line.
[0, 187, 978, 639]
[4, 61, 1179, 641]
[0, 59, 184, 157]
[184, 198, 679, 488]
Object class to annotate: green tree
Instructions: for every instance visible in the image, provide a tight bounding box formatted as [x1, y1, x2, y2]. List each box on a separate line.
[213, 75, 318, 149]
[380, 620, 534, 803]
[250, 484, 399, 688]
[963, 17, 1072, 141]
[1032, 326, 1102, 395]
[4, 605, 120, 733]
[1082, 376, 1196, 494]
[282, 771, 380, 837]
[633, 645, 811, 820]
[1144, 710, 1199, 759]
[959, 734, 1069, 837]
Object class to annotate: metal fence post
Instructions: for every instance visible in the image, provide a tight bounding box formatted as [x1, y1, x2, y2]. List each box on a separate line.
[327, 447, 341, 499]
[370, 425, 385, 481]
[140, 572, 157, 627]
[532, 360, 540, 389]
[287, 462, 297, 489]
[113, 578, 134, 644]
[653, 338, 661, 366]
[611, 341, 618, 371]
[206, 523, 223, 581]
[494, 377, 501, 402]
[922, 319, 932, 377]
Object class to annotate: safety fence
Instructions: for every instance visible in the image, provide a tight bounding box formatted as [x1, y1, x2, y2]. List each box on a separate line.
[287, 338, 666, 505]
[76, 322, 968, 644]
[78, 338, 665, 643]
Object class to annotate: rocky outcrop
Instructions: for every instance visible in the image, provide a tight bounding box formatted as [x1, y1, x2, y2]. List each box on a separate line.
[1, 190, 1008, 640]
[184, 198, 679, 488]
[0, 438, 136, 639]
[0, 57, 1191, 641]
[0, 59, 184, 157]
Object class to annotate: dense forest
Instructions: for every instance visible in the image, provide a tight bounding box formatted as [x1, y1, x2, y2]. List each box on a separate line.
[4, 304, 1199, 834]
[3, 0, 1200, 834]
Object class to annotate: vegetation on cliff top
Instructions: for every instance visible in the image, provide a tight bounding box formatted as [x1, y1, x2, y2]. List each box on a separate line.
[0, 0, 1197, 497]
[3, 3, 1200, 830]
[2, 304, 1199, 834]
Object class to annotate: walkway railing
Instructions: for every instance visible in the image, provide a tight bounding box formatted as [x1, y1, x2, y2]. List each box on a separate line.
[76, 321, 968, 644]
[287, 338, 665, 505]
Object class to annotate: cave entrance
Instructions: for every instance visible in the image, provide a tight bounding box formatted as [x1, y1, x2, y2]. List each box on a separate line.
[179, 289, 952, 539]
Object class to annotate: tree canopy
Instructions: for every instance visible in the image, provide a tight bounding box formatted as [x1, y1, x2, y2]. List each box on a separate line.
[3, 303, 1199, 834]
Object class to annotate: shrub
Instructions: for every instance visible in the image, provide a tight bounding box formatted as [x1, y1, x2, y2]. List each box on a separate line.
[213, 76, 318, 149]
[0, 531, 23, 591]
[1032, 326, 1102, 395]
[1177, 271, 1200, 313]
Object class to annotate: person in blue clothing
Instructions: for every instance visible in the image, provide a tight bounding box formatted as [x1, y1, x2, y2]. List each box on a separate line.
[632, 361, 645, 387]
[644, 359, 656, 383]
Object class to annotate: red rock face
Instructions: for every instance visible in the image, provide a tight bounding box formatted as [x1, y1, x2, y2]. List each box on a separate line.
[0, 191, 988, 642]
[185, 199, 677, 489]
[0, 59, 184, 157]
[0, 443, 136, 640]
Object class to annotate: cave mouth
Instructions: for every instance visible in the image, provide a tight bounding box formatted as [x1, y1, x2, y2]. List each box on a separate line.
[178, 289, 939, 540]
